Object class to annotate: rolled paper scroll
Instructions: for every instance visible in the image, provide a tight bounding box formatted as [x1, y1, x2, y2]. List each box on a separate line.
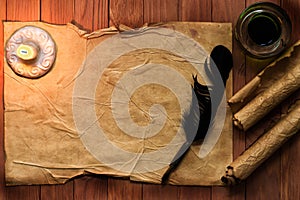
[221, 101, 300, 185]
[229, 41, 300, 131]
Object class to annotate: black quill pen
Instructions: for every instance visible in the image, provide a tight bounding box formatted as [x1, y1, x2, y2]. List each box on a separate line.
[161, 45, 233, 183]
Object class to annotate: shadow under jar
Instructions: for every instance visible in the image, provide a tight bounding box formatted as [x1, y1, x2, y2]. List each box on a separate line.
[235, 2, 292, 58]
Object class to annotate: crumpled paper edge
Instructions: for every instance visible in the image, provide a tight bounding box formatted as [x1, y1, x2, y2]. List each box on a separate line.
[228, 41, 300, 113]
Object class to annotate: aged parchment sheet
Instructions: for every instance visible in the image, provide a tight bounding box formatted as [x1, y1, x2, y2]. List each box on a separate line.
[4, 22, 232, 186]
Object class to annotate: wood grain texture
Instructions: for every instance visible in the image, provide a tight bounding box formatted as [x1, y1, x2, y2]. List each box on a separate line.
[7, 0, 40, 21]
[282, 0, 300, 43]
[40, 182, 73, 200]
[73, 0, 94, 31]
[5, 1, 41, 199]
[1, 0, 300, 199]
[179, 0, 211, 21]
[281, 1, 300, 199]
[243, 1, 283, 200]
[93, 0, 109, 29]
[74, 176, 108, 200]
[143, 184, 178, 200]
[144, 0, 179, 23]
[108, 4, 144, 199]
[72, 1, 109, 198]
[108, 178, 142, 200]
[110, 0, 144, 28]
[211, 0, 246, 139]
[212, 0, 234, 22]
[0, 0, 6, 198]
[211, 1, 246, 200]
[281, 134, 300, 200]
[40, 1, 75, 199]
[246, 152, 281, 200]
[232, 36, 247, 179]
[178, 186, 211, 200]
[41, 0, 74, 24]
[5, 186, 40, 200]
[73, 0, 109, 31]
[143, 1, 183, 198]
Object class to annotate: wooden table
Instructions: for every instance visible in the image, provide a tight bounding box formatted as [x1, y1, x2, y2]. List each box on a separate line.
[0, 0, 299, 199]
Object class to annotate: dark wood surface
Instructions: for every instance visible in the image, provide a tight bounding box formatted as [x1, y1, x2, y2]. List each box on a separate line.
[0, 0, 299, 199]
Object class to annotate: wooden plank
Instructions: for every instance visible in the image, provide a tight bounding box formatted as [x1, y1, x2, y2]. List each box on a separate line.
[179, 0, 211, 21]
[281, 1, 300, 199]
[212, 0, 233, 22]
[245, 107, 281, 148]
[281, 133, 300, 199]
[211, 0, 246, 95]
[72, 1, 109, 199]
[282, 0, 300, 43]
[212, 185, 246, 200]
[244, 0, 281, 148]
[247, 0, 280, 6]
[142, 1, 211, 199]
[108, 178, 142, 200]
[211, 0, 246, 199]
[178, 186, 211, 200]
[5, 1, 41, 199]
[7, 0, 40, 21]
[5, 186, 40, 200]
[93, 0, 109, 29]
[143, 2, 185, 198]
[245, 0, 281, 161]
[109, 0, 144, 28]
[41, 0, 74, 24]
[40, 181, 73, 200]
[143, 184, 178, 200]
[73, 0, 109, 31]
[1, 1, 299, 199]
[243, 1, 282, 200]
[246, 152, 281, 200]
[108, 1, 145, 199]
[0, 0, 6, 198]
[171, 0, 212, 198]
[73, 0, 94, 31]
[243, 1, 282, 144]
[144, 0, 179, 23]
[74, 176, 108, 200]
[40, 1, 74, 199]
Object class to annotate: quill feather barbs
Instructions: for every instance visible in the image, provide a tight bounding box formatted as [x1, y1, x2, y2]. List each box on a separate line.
[192, 45, 233, 141]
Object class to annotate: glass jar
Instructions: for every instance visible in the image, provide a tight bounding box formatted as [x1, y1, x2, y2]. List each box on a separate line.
[235, 2, 292, 58]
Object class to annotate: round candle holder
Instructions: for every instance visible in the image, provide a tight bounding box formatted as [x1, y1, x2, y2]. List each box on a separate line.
[235, 2, 292, 58]
[5, 26, 56, 78]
